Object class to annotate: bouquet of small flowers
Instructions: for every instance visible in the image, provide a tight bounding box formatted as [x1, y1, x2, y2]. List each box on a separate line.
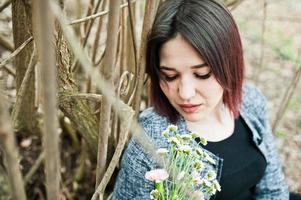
[145, 125, 221, 200]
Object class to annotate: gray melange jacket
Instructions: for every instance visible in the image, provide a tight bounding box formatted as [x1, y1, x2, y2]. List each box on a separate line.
[112, 84, 289, 200]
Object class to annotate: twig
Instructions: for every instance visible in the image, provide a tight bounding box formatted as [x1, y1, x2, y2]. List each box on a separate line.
[92, 0, 108, 64]
[11, 46, 37, 128]
[96, 0, 122, 192]
[126, 0, 137, 66]
[95, 45, 106, 67]
[83, 0, 96, 32]
[24, 151, 45, 185]
[91, 108, 134, 200]
[254, 0, 267, 84]
[69, 0, 136, 26]
[272, 53, 301, 132]
[0, 36, 33, 69]
[0, 93, 26, 200]
[113, 71, 134, 147]
[0, 0, 11, 12]
[69, 10, 108, 26]
[60, 116, 80, 150]
[0, 35, 14, 52]
[73, 139, 88, 184]
[82, 0, 103, 47]
[34, 0, 60, 199]
[50, 0, 162, 178]
[1, 65, 16, 77]
[229, 0, 246, 11]
[67, 93, 102, 102]
[133, 0, 160, 116]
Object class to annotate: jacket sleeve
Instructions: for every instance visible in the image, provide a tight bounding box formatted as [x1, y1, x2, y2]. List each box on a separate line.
[112, 138, 154, 200]
[253, 89, 289, 200]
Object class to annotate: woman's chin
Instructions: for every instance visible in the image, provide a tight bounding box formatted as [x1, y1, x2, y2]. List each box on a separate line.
[181, 111, 205, 123]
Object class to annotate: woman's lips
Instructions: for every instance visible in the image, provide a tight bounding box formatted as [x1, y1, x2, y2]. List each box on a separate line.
[178, 104, 201, 113]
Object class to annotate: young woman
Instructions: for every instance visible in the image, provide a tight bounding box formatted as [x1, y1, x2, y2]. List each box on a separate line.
[112, 0, 289, 199]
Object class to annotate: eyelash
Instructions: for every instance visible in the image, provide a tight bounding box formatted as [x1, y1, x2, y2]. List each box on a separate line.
[162, 72, 211, 82]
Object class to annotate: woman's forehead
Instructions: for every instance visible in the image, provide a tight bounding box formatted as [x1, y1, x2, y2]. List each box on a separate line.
[159, 34, 206, 69]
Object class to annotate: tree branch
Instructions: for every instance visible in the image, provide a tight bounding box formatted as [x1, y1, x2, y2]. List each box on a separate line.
[50, 0, 161, 170]
[11, 47, 37, 129]
[96, 0, 122, 189]
[0, 64, 16, 77]
[33, 0, 60, 199]
[24, 151, 44, 185]
[272, 52, 301, 132]
[0, 93, 26, 200]
[0, 36, 33, 69]
[69, 0, 136, 25]
[67, 93, 102, 102]
[0, 0, 11, 12]
[92, 107, 134, 200]
[0, 35, 14, 52]
[133, 0, 159, 116]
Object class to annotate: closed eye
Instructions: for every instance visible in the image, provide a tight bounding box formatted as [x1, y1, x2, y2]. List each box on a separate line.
[161, 74, 179, 82]
[194, 72, 211, 79]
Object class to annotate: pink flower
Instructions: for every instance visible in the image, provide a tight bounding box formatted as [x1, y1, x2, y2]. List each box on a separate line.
[145, 169, 169, 183]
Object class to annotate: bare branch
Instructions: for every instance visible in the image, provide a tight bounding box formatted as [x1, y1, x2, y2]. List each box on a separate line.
[33, 0, 60, 199]
[67, 93, 102, 102]
[92, 107, 134, 200]
[82, 0, 103, 47]
[0, 35, 14, 52]
[126, 0, 138, 73]
[254, 0, 267, 84]
[96, 0, 122, 189]
[0, 93, 26, 200]
[133, 0, 160, 116]
[11, 47, 37, 128]
[0, 65, 16, 77]
[229, 0, 246, 11]
[50, 0, 161, 172]
[24, 152, 45, 185]
[0, 36, 33, 69]
[91, 0, 108, 64]
[0, 0, 11, 12]
[69, 10, 108, 25]
[69, 0, 136, 25]
[272, 52, 301, 132]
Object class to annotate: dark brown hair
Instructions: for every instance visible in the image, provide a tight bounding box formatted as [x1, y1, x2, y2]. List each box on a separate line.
[146, 0, 244, 123]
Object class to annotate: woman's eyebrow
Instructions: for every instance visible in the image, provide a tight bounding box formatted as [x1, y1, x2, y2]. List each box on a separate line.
[159, 63, 207, 71]
[190, 63, 208, 69]
[159, 66, 176, 71]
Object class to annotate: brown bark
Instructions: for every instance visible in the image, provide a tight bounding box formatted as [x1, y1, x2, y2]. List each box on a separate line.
[56, 32, 99, 157]
[11, 0, 36, 133]
[49, 1, 100, 158]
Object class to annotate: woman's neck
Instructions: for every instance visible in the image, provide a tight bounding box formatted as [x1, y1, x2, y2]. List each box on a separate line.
[185, 105, 235, 142]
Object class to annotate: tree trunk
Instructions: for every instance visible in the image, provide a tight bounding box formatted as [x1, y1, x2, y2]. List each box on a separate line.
[11, 0, 36, 133]
[56, 30, 99, 157]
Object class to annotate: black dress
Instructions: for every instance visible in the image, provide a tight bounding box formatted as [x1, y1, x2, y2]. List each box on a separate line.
[195, 116, 267, 200]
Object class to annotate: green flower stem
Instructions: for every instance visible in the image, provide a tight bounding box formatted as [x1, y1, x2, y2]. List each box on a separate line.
[155, 181, 165, 200]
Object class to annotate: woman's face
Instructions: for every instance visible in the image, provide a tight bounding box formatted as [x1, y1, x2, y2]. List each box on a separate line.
[159, 34, 224, 123]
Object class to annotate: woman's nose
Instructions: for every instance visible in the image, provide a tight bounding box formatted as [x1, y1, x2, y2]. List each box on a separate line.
[178, 79, 196, 101]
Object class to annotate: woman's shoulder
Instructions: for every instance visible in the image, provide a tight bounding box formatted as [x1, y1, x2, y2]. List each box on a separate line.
[241, 83, 267, 116]
[138, 107, 169, 131]
[138, 107, 171, 147]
